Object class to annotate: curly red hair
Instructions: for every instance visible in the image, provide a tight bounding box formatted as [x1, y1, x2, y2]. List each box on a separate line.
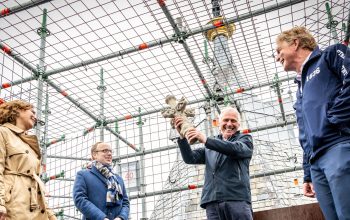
[0, 100, 33, 124]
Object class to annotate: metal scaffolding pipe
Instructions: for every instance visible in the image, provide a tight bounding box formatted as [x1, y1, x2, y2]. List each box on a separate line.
[194, 0, 306, 36]
[46, 166, 303, 201]
[46, 79, 99, 120]
[0, 43, 37, 90]
[47, 143, 178, 161]
[98, 68, 105, 141]
[159, 1, 215, 103]
[325, 2, 339, 44]
[41, 84, 50, 179]
[105, 126, 139, 152]
[244, 119, 296, 134]
[105, 75, 295, 124]
[0, 0, 52, 17]
[344, 8, 350, 46]
[0, 43, 37, 73]
[0, 75, 36, 90]
[44, 38, 173, 77]
[35, 8, 49, 144]
[272, 74, 286, 121]
[129, 165, 303, 200]
[47, 118, 297, 161]
[137, 107, 147, 219]
[47, 79, 137, 151]
[40, 0, 304, 78]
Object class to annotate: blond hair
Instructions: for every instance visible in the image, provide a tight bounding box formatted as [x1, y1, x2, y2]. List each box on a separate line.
[276, 26, 317, 51]
[91, 141, 103, 158]
[0, 100, 33, 124]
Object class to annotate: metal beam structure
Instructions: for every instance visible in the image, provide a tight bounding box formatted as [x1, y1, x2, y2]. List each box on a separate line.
[0, 0, 53, 17]
[47, 166, 303, 201]
[0, 0, 303, 97]
[129, 165, 303, 200]
[47, 118, 297, 161]
[38, 0, 305, 78]
[105, 75, 295, 125]
[158, 0, 214, 101]
[46, 79, 138, 151]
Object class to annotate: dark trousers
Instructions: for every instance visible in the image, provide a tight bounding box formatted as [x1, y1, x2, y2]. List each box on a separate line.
[205, 201, 253, 220]
[311, 142, 350, 220]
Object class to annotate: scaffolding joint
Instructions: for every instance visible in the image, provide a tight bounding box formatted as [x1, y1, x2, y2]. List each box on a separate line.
[172, 32, 187, 44]
[34, 65, 46, 79]
[326, 20, 339, 29]
[37, 27, 51, 37]
[55, 209, 64, 218]
[42, 170, 65, 183]
[97, 85, 107, 91]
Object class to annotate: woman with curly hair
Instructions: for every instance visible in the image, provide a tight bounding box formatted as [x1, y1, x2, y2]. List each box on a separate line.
[0, 100, 56, 220]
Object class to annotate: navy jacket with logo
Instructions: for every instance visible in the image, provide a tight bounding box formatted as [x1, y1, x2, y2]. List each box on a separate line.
[177, 131, 253, 208]
[294, 43, 350, 182]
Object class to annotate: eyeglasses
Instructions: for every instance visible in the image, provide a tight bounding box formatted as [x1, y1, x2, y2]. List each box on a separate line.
[94, 149, 112, 154]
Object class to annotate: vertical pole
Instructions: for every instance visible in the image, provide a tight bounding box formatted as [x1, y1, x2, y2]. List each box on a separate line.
[35, 8, 49, 144]
[273, 74, 286, 122]
[115, 121, 120, 162]
[325, 2, 339, 44]
[204, 40, 208, 60]
[41, 84, 49, 179]
[98, 68, 105, 141]
[204, 101, 214, 137]
[137, 107, 147, 220]
[224, 84, 230, 106]
[344, 9, 350, 46]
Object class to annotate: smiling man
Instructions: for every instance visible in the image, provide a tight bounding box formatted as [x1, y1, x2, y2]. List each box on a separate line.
[73, 142, 129, 220]
[174, 107, 253, 220]
[276, 26, 350, 219]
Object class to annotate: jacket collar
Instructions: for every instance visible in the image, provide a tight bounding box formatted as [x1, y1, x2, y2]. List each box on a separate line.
[302, 46, 322, 73]
[294, 46, 322, 84]
[307, 46, 322, 62]
[90, 165, 108, 185]
[218, 131, 240, 140]
[2, 123, 41, 158]
[2, 123, 25, 134]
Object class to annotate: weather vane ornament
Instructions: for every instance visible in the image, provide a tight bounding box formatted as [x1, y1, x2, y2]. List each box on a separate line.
[161, 95, 197, 144]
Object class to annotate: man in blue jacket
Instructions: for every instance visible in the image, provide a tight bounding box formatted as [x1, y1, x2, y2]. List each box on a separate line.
[73, 142, 129, 220]
[275, 26, 350, 220]
[174, 107, 253, 220]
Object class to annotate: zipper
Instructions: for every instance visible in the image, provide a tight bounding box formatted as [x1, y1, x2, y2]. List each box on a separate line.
[237, 162, 242, 181]
[238, 166, 241, 181]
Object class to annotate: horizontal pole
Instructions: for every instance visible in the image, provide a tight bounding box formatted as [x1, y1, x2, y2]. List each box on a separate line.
[105, 75, 295, 124]
[47, 119, 297, 161]
[46, 166, 303, 201]
[0, 0, 52, 17]
[42, 0, 305, 78]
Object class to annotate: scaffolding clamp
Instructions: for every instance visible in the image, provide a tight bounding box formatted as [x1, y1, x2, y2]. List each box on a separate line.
[172, 31, 187, 44]
[41, 170, 65, 183]
[37, 27, 51, 37]
[55, 209, 64, 219]
[46, 134, 66, 148]
[97, 85, 107, 91]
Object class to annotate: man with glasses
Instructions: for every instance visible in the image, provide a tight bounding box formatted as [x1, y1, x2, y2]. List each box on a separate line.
[73, 142, 129, 220]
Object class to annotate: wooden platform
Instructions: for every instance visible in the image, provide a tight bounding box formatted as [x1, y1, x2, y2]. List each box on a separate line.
[253, 203, 325, 220]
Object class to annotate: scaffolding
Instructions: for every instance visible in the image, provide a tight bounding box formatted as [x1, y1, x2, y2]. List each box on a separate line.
[1, 0, 349, 219]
